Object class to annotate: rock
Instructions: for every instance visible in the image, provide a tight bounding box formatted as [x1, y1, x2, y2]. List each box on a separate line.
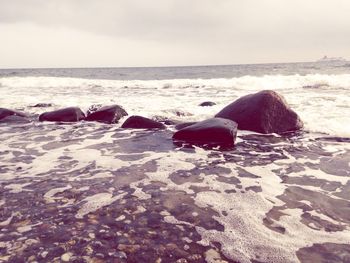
[215, 90, 303, 134]
[85, 105, 127, 124]
[199, 101, 216, 107]
[0, 115, 31, 123]
[165, 109, 193, 117]
[39, 107, 85, 122]
[30, 103, 53, 108]
[152, 116, 179, 126]
[121, 116, 166, 129]
[173, 118, 237, 146]
[175, 122, 197, 130]
[0, 108, 28, 120]
[61, 253, 72, 262]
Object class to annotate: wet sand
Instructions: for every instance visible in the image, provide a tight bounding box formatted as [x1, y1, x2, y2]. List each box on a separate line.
[0, 122, 349, 262]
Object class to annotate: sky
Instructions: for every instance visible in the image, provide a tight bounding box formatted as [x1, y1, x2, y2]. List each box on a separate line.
[0, 0, 350, 68]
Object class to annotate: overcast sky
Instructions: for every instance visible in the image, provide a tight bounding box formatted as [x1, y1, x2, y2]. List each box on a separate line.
[0, 0, 349, 68]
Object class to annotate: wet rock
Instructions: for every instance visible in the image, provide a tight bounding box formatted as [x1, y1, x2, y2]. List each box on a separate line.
[30, 103, 53, 108]
[121, 116, 166, 129]
[152, 116, 179, 125]
[85, 104, 127, 124]
[173, 118, 237, 146]
[117, 244, 141, 253]
[168, 109, 193, 117]
[39, 107, 85, 122]
[215, 90, 303, 134]
[199, 101, 216, 107]
[0, 108, 28, 121]
[0, 115, 31, 123]
[297, 243, 350, 263]
[61, 252, 72, 262]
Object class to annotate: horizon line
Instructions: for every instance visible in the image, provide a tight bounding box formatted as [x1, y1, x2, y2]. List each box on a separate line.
[0, 59, 325, 71]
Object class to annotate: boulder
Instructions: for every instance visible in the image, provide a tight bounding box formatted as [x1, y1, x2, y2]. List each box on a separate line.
[39, 107, 85, 122]
[215, 90, 303, 134]
[0, 115, 30, 123]
[173, 118, 237, 146]
[121, 116, 166, 129]
[85, 105, 127, 124]
[199, 101, 216, 107]
[0, 108, 28, 120]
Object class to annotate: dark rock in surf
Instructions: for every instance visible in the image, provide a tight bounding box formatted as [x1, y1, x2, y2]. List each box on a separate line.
[121, 116, 166, 129]
[152, 116, 179, 126]
[215, 90, 303, 134]
[0, 115, 31, 123]
[0, 108, 28, 120]
[30, 103, 53, 108]
[85, 105, 127, 124]
[199, 101, 216, 107]
[175, 122, 198, 130]
[165, 109, 193, 117]
[39, 107, 85, 122]
[173, 118, 237, 145]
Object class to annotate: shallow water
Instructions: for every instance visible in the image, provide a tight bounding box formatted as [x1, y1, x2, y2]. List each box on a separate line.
[0, 62, 350, 262]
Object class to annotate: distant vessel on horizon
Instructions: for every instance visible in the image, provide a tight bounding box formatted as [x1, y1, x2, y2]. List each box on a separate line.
[317, 55, 347, 62]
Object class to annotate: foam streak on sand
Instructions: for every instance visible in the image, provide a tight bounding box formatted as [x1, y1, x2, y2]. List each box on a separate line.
[76, 192, 127, 219]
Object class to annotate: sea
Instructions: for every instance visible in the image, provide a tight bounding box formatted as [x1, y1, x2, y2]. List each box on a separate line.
[0, 61, 349, 262]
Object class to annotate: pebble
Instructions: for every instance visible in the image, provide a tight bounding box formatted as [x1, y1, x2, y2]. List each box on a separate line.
[61, 252, 72, 262]
[40, 251, 48, 258]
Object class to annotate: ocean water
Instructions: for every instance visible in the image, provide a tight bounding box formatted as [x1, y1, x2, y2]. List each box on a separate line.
[0, 62, 349, 262]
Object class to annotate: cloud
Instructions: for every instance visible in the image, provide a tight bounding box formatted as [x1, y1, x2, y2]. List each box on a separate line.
[0, 0, 349, 67]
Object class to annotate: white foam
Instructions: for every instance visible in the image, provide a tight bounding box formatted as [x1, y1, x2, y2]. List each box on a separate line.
[4, 183, 31, 194]
[44, 185, 72, 203]
[76, 192, 126, 218]
[1, 74, 349, 137]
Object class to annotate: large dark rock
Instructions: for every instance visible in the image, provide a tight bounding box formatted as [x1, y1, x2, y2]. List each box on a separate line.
[215, 90, 303, 134]
[121, 116, 166, 129]
[0, 108, 28, 120]
[199, 101, 216, 107]
[0, 115, 31, 123]
[173, 118, 237, 146]
[39, 107, 85, 122]
[85, 105, 127, 124]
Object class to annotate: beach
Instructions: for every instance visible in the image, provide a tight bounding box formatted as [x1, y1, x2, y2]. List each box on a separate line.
[0, 62, 350, 262]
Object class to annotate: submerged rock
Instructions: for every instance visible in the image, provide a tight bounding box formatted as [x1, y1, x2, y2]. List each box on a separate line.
[121, 116, 166, 129]
[215, 90, 303, 134]
[0, 108, 28, 120]
[152, 116, 179, 125]
[85, 105, 127, 124]
[30, 103, 53, 108]
[39, 107, 85, 122]
[173, 117, 237, 145]
[199, 101, 216, 107]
